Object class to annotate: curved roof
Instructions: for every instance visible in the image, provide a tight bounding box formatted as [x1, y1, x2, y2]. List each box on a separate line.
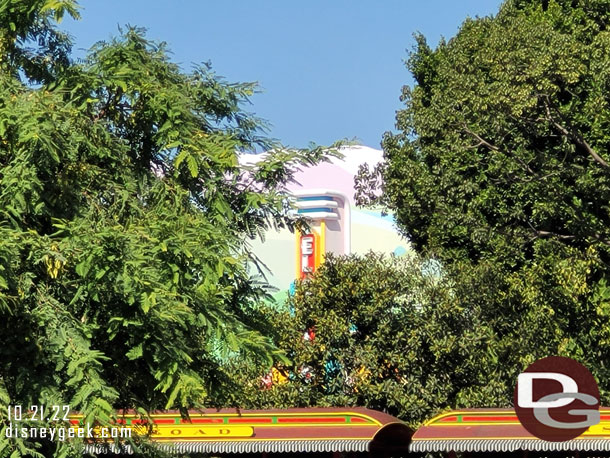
[410, 407, 610, 454]
[239, 145, 385, 204]
[71, 407, 412, 455]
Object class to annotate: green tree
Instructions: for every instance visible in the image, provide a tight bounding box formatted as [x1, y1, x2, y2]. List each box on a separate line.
[238, 252, 554, 428]
[359, 0, 610, 267]
[236, 253, 459, 427]
[237, 252, 608, 428]
[0, 1, 334, 456]
[354, 0, 610, 414]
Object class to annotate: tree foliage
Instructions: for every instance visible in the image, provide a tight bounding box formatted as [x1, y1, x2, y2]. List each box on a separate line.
[359, 0, 610, 267]
[350, 0, 610, 416]
[0, 1, 334, 456]
[237, 253, 460, 428]
[239, 251, 607, 428]
[239, 251, 610, 428]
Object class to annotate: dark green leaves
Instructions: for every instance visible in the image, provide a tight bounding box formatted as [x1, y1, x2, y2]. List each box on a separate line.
[0, 3, 335, 457]
[354, 0, 610, 426]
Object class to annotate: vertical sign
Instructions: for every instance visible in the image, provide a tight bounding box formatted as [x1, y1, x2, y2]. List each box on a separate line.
[293, 190, 350, 280]
[299, 233, 317, 279]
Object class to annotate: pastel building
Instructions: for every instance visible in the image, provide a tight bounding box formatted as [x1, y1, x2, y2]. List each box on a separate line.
[241, 145, 409, 299]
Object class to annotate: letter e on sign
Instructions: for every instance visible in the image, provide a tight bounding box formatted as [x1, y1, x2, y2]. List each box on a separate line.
[300, 234, 316, 278]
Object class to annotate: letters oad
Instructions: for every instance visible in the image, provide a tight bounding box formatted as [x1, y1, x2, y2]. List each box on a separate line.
[514, 356, 600, 441]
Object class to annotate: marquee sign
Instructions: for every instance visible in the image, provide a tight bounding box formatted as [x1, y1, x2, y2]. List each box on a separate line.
[298, 233, 319, 278]
[293, 190, 351, 280]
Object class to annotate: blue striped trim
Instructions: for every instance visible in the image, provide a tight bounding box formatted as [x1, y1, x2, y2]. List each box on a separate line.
[297, 196, 335, 202]
[298, 208, 335, 214]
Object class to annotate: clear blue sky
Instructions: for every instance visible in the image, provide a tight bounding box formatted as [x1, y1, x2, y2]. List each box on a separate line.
[62, 1, 504, 149]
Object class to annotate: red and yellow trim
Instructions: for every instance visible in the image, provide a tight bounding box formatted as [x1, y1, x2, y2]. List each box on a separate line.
[413, 408, 610, 443]
[67, 410, 384, 443]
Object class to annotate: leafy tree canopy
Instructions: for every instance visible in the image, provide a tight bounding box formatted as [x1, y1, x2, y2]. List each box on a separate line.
[358, 0, 610, 268]
[237, 253, 458, 428]
[0, 1, 334, 456]
[350, 0, 610, 419]
[239, 249, 610, 427]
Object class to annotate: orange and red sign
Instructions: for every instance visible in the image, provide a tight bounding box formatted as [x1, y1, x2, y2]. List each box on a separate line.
[299, 233, 318, 278]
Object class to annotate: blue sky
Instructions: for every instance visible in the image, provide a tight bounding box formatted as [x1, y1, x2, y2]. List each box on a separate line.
[62, 1, 504, 149]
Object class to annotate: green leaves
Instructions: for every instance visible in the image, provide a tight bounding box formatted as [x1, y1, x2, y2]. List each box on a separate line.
[354, 0, 610, 426]
[38, 0, 81, 23]
[0, 3, 337, 458]
[0, 0, 79, 83]
[126, 343, 143, 361]
[366, 0, 610, 265]
[234, 253, 459, 427]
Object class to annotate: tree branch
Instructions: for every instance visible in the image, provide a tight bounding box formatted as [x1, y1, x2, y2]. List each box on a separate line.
[541, 96, 609, 170]
[526, 220, 610, 246]
[462, 124, 537, 176]
[534, 230, 576, 240]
